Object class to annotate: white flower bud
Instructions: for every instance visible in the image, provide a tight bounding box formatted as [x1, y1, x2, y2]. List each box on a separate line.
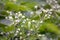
[5, 17, 8, 19]
[30, 29, 33, 31]
[27, 33, 30, 36]
[34, 5, 38, 9]
[40, 20, 43, 23]
[9, 16, 13, 20]
[18, 14, 22, 17]
[16, 13, 18, 15]
[32, 20, 35, 22]
[16, 31, 19, 33]
[45, 14, 48, 17]
[18, 11, 21, 13]
[20, 32, 22, 35]
[31, 11, 34, 15]
[28, 21, 31, 25]
[17, 28, 20, 31]
[6, 10, 10, 13]
[15, 33, 17, 36]
[15, 20, 20, 22]
[38, 34, 42, 37]
[26, 18, 29, 20]
[15, 16, 18, 18]
[22, 16, 25, 18]
[20, 36, 23, 39]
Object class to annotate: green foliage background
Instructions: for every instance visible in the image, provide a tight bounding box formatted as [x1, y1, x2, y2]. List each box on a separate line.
[0, 0, 60, 40]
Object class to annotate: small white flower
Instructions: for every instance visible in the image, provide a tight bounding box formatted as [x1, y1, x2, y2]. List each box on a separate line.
[9, 11, 12, 15]
[20, 32, 22, 35]
[22, 20, 26, 23]
[15, 16, 18, 18]
[18, 13, 22, 17]
[40, 20, 43, 23]
[54, 1, 57, 3]
[17, 28, 20, 31]
[15, 38, 18, 40]
[9, 11, 13, 15]
[18, 11, 21, 13]
[48, 15, 51, 17]
[28, 21, 31, 27]
[9, 16, 13, 20]
[36, 10, 42, 15]
[28, 21, 31, 25]
[22, 16, 25, 18]
[32, 20, 35, 22]
[24, 19, 26, 22]
[16, 13, 18, 15]
[38, 34, 45, 37]
[16, 31, 19, 33]
[10, 31, 14, 33]
[47, 16, 50, 18]
[34, 5, 38, 9]
[23, 39, 25, 40]
[50, 9, 53, 11]
[31, 11, 34, 15]
[27, 33, 30, 36]
[22, 21, 25, 23]
[14, 33, 17, 36]
[15, 20, 20, 22]
[45, 14, 48, 17]
[6, 10, 10, 13]
[12, 22, 14, 24]
[6, 32, 10, 35]
[40, 8, 44, 11]
[43, 9, 47, 12]
[38, 34, 42, 37]
[42, 34, 45, 36]
[20, 36, 23, 39]
[10, 13, 12, 15]
[30, 29, 33, 31]
[0, 32, 3, 34]
[5, 17, 8, 19]
[48, 11, 52, 14]
[45, 9, 49, 12]
[26, 18, 29, 20]
[35, 26, 38, 28]
[52, 6, 56, 9]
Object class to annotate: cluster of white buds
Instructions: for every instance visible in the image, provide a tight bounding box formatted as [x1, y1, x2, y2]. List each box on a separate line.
[15, 28, 21, 35]
[14, 30, 19, 36]
[46, 0, 60, 10]
[36, 10, 42, 15]
[6, 11, 26, 25]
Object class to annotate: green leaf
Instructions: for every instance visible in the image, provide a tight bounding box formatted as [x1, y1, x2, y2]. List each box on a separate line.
[4, 25, 15, 32]
[43, 4, 51, 9]
[19, 5, 30, 11]
[0, 10, 9, 16]
[39, 22, 60, 35]
[0, 16, 5, 20]
[21, 2, 37, 11]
